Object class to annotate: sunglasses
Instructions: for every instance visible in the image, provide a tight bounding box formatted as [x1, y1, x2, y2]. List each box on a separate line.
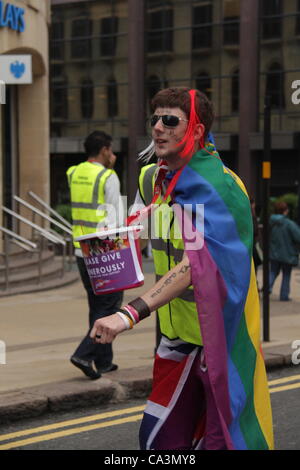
[150, 114, 189, 128]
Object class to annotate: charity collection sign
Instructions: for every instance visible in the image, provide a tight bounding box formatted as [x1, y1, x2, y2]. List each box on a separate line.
[0, 54, 32, 84]
[75, 226, 144, 295]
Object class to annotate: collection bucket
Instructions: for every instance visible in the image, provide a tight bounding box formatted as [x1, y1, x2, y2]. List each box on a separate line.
[75, 226, 144, 295]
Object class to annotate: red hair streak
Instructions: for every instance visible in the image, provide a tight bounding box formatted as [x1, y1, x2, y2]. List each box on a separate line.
[177, 89, 205, 159]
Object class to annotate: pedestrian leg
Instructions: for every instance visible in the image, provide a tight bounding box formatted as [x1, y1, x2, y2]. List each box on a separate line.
[139, 347, 205, 450]
[269, 260, 280, 293]
[72, 256, 123, 368]
[280, 263, 292, 301]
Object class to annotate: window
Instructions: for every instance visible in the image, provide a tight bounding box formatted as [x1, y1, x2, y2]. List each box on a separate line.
[223, 17, 239, 44]
[50, 64, 64, 78]
[196, 73, 212, 100]
[50, 22, 64, 60]
[51, 82, 68, 119]
[147, 75, 161, 100]
[296, 0, 300, 34]
[100, 17, 119, 56]
[262, 0, 282, 40]
[71, 19, 92, 59]
[231, 69, 239, 112]
[107, 79, 118, 117]
[147, 0, 167, 6]
[147, 9, 173, 53]
[192, 5, 212, 49]
[81, 79, 94, 119]
[265, 63, 285, 109]
[223, 0, 240, 45]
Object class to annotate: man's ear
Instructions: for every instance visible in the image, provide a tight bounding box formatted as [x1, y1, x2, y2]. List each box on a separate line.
[98, 146, 109, 161]
[99, 146, 108, 155]
[194, 123, 205, 142]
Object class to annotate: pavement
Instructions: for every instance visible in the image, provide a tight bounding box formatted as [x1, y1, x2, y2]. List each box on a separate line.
[0, 260, 299, 424]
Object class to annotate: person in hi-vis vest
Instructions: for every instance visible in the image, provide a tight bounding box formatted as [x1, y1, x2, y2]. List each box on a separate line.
[67, 131, 124, 379]
[88, 89, 274, 451]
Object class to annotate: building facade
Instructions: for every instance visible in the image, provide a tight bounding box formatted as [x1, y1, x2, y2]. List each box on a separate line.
[50, 0, 300, 209]
[0, 0, 51, 234]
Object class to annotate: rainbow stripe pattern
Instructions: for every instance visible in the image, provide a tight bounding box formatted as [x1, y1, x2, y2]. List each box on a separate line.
[172, 143, 274, 450]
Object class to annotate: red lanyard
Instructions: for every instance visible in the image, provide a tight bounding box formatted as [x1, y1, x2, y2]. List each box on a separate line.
[126, 162, 186, 226]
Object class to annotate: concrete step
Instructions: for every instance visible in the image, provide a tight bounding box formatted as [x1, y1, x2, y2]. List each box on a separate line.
[0, 269, 79, 298]
[0, 257, 77, 291]
[3, 242, 54, 260]
[0, 250, 55, 275]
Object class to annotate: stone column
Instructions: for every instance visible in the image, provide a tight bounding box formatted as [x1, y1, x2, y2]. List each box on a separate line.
[128, 0, 145, 206]
[0, 103, 3, 249]
[238, 0, 260, 195]
[18, 73, 50, 237]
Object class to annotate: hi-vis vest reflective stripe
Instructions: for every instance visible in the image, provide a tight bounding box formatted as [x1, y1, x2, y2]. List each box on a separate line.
[139, 164, 202, 346]
[67, 161, 114, 248]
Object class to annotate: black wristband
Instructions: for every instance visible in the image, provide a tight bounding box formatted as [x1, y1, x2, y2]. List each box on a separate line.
[128, 297, 151, 320]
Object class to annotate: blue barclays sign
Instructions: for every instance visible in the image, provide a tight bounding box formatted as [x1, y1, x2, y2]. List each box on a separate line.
[0, 1, 25, 33]
[0, 55, 32, 84]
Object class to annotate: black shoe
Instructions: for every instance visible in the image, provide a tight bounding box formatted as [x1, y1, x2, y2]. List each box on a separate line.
[70, 356, 101, 380]
[97, 363, 118, 374]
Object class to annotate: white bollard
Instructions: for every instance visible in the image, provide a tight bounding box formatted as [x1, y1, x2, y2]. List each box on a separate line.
[291, 340, 300, 365]
[0, 80, 6, 104]
[0, 340, 6, 365]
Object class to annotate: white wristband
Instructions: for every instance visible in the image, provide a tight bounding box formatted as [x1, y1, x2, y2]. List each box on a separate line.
[116, 311, 131, 330]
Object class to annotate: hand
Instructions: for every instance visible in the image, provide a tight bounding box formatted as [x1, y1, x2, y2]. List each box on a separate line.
[90, 313, 127, 344]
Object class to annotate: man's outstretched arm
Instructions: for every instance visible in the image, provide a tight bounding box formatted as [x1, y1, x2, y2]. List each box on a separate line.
[90, 256, 191, 344]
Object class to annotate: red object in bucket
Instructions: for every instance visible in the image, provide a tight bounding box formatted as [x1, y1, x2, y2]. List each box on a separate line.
[75, 226, 144, 295]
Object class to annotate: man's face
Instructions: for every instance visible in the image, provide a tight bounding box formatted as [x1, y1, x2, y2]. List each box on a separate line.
[103, 145, 117, 169]
[151, 107, 189, 168]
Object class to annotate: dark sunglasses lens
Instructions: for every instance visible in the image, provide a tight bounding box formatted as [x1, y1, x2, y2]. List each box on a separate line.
[162, 115, 180, 127]
[150, 115, 160, 127]
[150, 115, 180, 127]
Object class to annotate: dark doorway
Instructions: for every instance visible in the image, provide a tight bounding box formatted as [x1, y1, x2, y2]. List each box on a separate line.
[2, 86, 18, 230]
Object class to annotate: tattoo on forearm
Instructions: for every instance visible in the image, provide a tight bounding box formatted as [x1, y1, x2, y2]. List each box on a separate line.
[179, 263, 190, 274]
[150, 272, 176, 298]
[150, 263, 191, 298]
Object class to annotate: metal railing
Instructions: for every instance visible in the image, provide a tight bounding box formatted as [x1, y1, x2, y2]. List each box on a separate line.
[0, 192, 76, 291]
[0, 226, 38, 291]
[13, 195, 74, 267]
[14, 195, 72, 235]
[2, 206, 64, 245]
[1, 206, 67, 290]
[28, 191, 72, 229]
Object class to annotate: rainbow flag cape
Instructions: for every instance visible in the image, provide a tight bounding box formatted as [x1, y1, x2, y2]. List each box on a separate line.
[167, 143, 273, 450]
[140, 143, 274, 450]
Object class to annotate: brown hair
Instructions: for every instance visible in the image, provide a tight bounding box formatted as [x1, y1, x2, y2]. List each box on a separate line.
[274, 201, 288, 214]
[150, 87, 214, 139]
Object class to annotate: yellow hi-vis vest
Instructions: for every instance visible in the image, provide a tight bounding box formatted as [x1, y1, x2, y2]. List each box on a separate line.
[139, 164, 203, 346]
[67, 161, 114, 249]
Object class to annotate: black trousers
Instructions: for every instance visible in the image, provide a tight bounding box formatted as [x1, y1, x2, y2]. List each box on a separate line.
[73, 256, 123, 369]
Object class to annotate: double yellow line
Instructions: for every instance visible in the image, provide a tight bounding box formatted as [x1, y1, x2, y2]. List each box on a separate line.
[268, 373, 300, 394]
[0, 405, 145, 450]
[1, 374, 300, 450]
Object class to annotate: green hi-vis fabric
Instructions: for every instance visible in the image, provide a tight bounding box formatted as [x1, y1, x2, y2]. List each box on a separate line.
[139, 164, 202, 346]
[67, 161, 114, 248]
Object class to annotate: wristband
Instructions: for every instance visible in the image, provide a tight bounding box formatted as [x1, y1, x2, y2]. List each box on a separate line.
[116, 311, 133, 330]
[128, 297, 151, 320]
[120, 306, 140, 324]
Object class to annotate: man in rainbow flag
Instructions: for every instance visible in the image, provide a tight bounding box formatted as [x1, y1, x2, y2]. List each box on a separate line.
[90, 87, 274, 450]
